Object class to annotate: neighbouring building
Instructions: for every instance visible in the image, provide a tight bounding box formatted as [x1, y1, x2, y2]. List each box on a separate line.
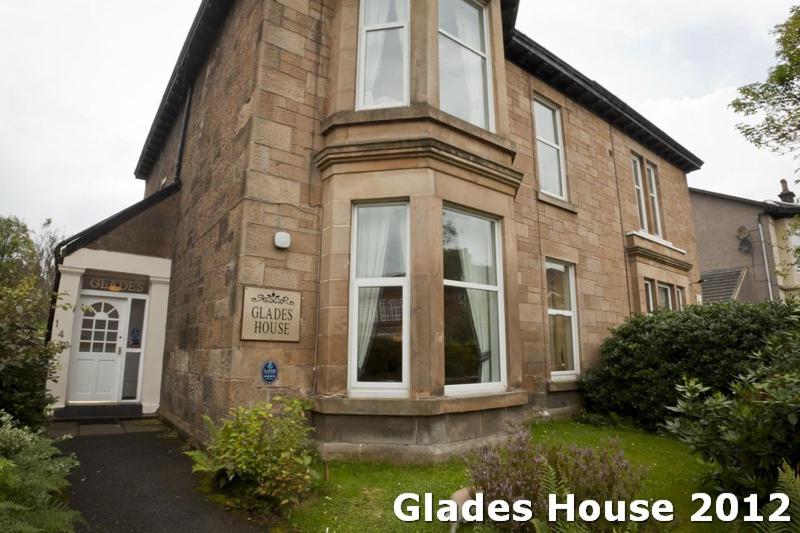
[690, 180, 800, 303]
[48, 0, 703, 460]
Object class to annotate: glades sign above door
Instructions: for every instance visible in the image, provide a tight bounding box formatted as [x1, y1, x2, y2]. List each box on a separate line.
[241, 287, 301, 342]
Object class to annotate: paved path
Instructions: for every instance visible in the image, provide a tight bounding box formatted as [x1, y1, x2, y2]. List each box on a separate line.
[56, 421, 265, 533]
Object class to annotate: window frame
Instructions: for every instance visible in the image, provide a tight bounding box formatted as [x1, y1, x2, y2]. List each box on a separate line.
[631, 157, 649, 232]
[534, 98, 569, 201]
[437, 0, 495, 132]
[546, 259, 581, 381]
[347, 202, 411, 398]
[675, 286, 685, 310]
[443, 205, 507, 396]
[656, 282, 674, 310]
[643, 279, 655, 313]
[645, 163, 663, 238]
[356, 0, 410, 111]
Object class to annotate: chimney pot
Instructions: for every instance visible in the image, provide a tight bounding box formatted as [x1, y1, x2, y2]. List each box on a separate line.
[778, 179, 796, 204]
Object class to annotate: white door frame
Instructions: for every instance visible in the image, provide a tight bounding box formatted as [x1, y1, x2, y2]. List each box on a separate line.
[67, 294, 130, 404]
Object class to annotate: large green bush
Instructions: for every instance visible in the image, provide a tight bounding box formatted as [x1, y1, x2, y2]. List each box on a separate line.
[186, 397, 319, 515]
[581, 300, 800, 429]
[0, 279, 67, 429]
[665, 328, 800, 496]
[0, 410, 81, 532]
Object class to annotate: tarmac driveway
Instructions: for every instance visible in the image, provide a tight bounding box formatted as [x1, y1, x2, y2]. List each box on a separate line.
[55, 420, 264, 533]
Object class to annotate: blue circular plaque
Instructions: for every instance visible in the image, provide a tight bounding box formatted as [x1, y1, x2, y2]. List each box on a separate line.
[261, 361, 278, 384]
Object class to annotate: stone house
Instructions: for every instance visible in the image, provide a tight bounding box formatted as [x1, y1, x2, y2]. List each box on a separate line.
[48, 0, 703, 459]
[690, 180, 800, 303]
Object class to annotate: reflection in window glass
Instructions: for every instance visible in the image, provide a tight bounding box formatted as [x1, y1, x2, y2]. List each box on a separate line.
[356, 286, 403, 382]
[350, 203, 409, 391]
[443, 207, 503, 387]
[438, 0, 491, 129]
[359, 0, 409, 109]
[534, 100, 566, 199]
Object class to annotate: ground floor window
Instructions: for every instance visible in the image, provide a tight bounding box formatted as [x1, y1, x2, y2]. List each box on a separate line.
[442, 207, 506, 393]
[348, 203, 409, 396]
[546, 259, 580, 378]
[644, 279, 685, 313]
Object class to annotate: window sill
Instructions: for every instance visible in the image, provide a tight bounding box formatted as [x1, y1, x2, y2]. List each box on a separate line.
[538, 191, 578, 214]
[313, 389, 528, 417]
[625, 230, 687, 254]
[547, 379, 581, 392]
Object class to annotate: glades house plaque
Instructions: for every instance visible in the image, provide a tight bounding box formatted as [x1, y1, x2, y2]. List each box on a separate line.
[241, 287, 301, 342]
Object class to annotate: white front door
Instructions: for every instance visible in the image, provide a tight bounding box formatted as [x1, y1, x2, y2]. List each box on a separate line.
[67, 296, 129, 402]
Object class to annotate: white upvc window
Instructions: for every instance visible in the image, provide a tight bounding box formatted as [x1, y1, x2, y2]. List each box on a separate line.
[546, 259, 580, 379]
[356, 0, 410, 110]
[534, 99, 568, 200]
[656, 283, 673, 310]
[443, 206, 506, 395]
[438, 0, 494, 130]
[645, 163, 663, 238]
[643, 279, 655, 313]
[675, 286, 685, 310]
[348, 203, 410, 397]
[632, 157, 648, 232]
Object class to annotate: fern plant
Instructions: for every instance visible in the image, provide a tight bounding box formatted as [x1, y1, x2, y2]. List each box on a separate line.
[754, 462, 800, 533]
[0, 410, 81, 532]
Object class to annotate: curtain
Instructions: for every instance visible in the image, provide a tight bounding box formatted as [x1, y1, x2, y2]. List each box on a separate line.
[356, 208, 395, 375]
[454, 225, 494, 382]
[363, 0, 392, 106]
[451, 1, 484, 126]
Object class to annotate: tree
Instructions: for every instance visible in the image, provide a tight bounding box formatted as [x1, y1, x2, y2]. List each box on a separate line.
[0, 216, 38, 289]
[731, 6, 800, 160]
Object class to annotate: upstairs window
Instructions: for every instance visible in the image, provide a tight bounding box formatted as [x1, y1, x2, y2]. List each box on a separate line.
[438, 0, 492, 130]
[631, 155, 665, 238]
[357, 0, 409, 110]
[534, 99, 567, 199]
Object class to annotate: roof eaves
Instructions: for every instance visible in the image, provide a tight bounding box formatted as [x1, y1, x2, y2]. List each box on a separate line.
[56, 182, 181, 259]
[505, 30, 703, 173]
[133, 0, 234, 180]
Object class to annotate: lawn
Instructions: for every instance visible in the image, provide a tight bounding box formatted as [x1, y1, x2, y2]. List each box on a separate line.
[280, 421, 724, 533]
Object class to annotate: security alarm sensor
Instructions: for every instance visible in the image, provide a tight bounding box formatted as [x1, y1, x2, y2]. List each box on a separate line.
[274, 231, 291, 249]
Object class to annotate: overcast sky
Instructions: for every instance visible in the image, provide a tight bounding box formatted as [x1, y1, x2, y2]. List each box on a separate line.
[0, 1, 796, 236]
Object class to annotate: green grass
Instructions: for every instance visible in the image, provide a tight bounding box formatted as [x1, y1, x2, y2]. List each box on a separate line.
[275, 421, 724, 532]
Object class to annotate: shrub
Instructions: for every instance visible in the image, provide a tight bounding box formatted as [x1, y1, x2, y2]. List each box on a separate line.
[0, 279, 68, 429]
[186, 397, 319, 515]
[0, 410, 81, 532]
[754, 463, 800, 532]
[581, 299, 800, 429]
[468, 427, 645, 531]
[665, 370, 800, 496]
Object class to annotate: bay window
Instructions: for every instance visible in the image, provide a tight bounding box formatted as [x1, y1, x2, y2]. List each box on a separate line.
[443, 207, 505, 393]
[643, 279, 655, 313]
[349, 203, 410, 396]
[357, 0, 409, 110]
[546, 260, 579, 378]
[656, 283, 673, 310]
[675, 286, 685, 310]
[438, 0, 493, 130]
[534, 99, 568, 199]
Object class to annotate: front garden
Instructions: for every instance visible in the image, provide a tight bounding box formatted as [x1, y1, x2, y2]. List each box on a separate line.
[188, 299, 800, 532]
